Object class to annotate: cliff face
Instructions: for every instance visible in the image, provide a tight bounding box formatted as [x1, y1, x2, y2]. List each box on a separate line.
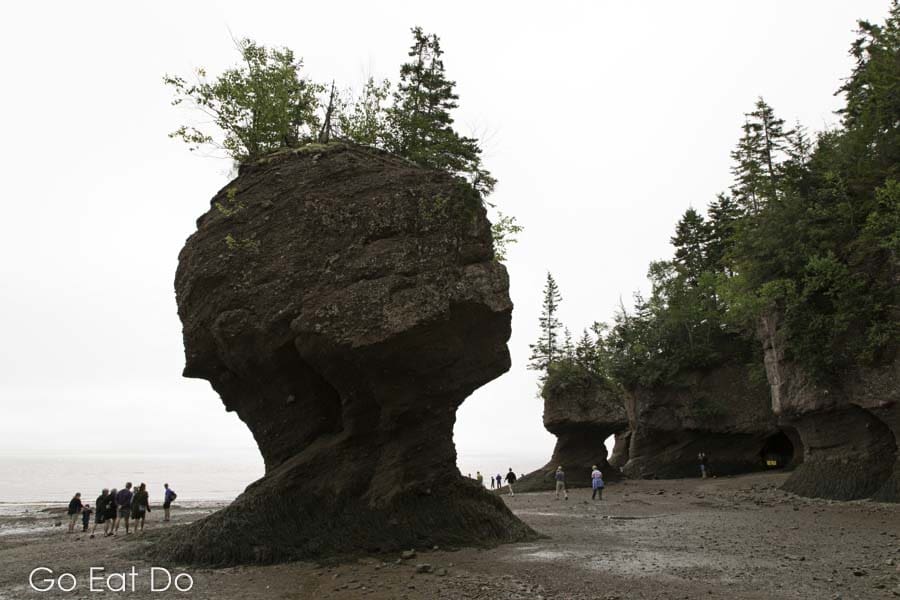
[516, 365, 628, 491]
[163, 144, 535, 564]
[760, 313, 899, 501]
[621, 364, 788, 479]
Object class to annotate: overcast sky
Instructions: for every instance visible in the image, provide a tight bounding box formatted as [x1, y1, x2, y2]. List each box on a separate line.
[0, 1, 890, 475]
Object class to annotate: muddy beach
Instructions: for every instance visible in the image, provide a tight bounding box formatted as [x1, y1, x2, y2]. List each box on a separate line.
[1, 472, 898, 599]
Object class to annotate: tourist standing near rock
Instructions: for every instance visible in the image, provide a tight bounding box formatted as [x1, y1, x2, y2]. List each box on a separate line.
[555, 466, 568, 500]
[504, 469, 517, 496]
[591, 466, 604, 500]
[114, 482, 133, 535]
[131, 483, 150, 532]
[495, 474, 502, 489]
[698, 452, 709, 478]
[103, 488, 117, 536]
[91, 488, 109, 537]
[163, 483, 177, 522]
[476, 471, 484, 486]
[66, 493, 82, 533]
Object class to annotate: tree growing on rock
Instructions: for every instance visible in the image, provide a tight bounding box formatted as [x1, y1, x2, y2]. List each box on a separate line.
[385, 27, 496, 196]
[529, 273, 564, 379]
[164, 39, 321, 163]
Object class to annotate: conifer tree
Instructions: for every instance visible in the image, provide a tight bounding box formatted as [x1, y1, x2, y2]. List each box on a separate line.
[671, 208, 710, 282]
[529, 273, 563, 378]
[386, 27, 495, 195]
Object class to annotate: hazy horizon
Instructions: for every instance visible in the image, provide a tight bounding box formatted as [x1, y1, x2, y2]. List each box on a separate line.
[0, 1, 890, 482]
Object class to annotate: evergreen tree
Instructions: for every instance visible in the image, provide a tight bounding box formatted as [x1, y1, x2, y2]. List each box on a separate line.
[705, 194, 741, 272]
[730, 98, 791, 212]
[386, 27, 495, 195]
[529, 273, 563, 378]
[562, 327, 574, 359]
[671, 207, 710, 281]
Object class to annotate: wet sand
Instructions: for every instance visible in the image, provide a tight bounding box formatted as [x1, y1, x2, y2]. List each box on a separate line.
[1, 472, 898, 599]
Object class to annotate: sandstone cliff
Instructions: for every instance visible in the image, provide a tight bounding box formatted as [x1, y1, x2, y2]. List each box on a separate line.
[760, 313, 898, 501]
[620, 364, 790, 479]
[161, 143, 536, 564]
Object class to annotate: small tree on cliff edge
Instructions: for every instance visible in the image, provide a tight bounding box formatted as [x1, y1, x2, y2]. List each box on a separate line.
[386, 27, 496, 196]
[529, 273, 563, 379]
[164, 39, 321, 163]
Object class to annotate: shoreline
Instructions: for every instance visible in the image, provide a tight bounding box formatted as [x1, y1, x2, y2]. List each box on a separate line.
[1, 472, 898, 599]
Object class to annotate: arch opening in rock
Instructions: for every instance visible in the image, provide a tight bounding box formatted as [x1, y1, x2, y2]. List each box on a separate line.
[760, 431, 795, 469]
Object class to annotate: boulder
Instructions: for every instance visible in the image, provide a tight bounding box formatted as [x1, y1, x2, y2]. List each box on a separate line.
[160, 143, 536, 564]
[516, 363, 628, 492]
[759, 312, 898, 501]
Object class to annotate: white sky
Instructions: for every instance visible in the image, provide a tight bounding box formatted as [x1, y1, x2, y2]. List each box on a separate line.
[0, 1, 889, 476]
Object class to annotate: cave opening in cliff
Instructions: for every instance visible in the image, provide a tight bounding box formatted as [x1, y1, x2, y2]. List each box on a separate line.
[760, 431, 795, 469]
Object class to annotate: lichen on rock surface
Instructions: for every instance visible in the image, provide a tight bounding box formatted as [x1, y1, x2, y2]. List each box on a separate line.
[162, 143, 536, 564]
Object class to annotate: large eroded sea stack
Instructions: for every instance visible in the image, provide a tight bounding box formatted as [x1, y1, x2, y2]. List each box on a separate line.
[760, 313, 899, 501]
[167, 144, 536, 564]
[516, 366, 628, 491]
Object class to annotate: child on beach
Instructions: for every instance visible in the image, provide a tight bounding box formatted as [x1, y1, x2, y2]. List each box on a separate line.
[591, 465, 604, 500]
[81, 504, 92, 532]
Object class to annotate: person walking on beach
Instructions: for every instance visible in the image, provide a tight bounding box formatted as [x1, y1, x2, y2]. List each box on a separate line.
[91, 489, 110, 537]
[131, 483, 150, 532]
[504, 468, 517, 496]
[591, 465, 604, 500]
[163, 483, 177, 522]
[555, 466, 568, 500]
[698, 452, 709, 478]
[114, 482, 133, 535]
[66, 493, 82, 533]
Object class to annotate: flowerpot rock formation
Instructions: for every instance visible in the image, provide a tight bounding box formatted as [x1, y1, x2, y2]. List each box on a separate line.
[161, 143, 536, 565]
[516, 366, 628, 492]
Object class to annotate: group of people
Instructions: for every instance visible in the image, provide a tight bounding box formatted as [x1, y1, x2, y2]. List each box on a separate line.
[552, 465, 605, 500]
[66, 482, 177, 537]
[469, 469, 519, 494]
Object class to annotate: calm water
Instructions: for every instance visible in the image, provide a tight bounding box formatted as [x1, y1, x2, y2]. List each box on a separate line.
[0, 453, 264, 507]
[0, 450, 553, 516]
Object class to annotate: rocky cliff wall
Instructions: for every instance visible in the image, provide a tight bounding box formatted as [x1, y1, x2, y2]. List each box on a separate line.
[760, 313, 898, 501]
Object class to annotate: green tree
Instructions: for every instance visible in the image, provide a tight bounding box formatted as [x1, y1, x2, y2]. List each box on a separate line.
[529, 273, 564, 378]
[164, 39, 320, 162]
[337, 77, 392, 147]
[386, 27, 495, 196]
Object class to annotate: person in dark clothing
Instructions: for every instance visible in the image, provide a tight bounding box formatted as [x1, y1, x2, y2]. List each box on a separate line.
[504, 468, 517, 497]
[131, 483, 150, 532]
[162, 483, 177, 522]
[92, 489, 111, 537]
[114, 482, 133, 535]
[66, 493, 82, 533]
[81, 504, 92, 532]
[495, 474, 502, 489]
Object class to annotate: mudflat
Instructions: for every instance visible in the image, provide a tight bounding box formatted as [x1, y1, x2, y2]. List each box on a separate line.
[1, 472, 898, 599]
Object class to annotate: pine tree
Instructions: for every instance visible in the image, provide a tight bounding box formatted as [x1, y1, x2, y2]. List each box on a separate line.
[575, 328, 597, 371]
[562, 327, 574, 359]
[671, 208, 710, 282]
[730, 98, 791, 212]
[529, 273, 563, 378]
[706, 194, 741, 273]
[386, 27, 495, 195]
